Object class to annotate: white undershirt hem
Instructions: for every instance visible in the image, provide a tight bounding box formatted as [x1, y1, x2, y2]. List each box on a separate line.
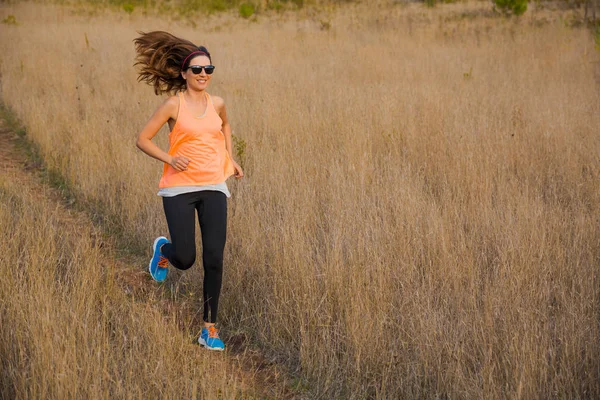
[157, 182, 231, 198]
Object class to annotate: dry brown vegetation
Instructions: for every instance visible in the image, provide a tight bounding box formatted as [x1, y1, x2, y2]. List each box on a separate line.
[1, 1, 599, 398]
[0, 123, 251, 397]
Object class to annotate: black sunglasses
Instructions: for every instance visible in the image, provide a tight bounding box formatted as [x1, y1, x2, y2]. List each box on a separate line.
[188, 65, 215, 75]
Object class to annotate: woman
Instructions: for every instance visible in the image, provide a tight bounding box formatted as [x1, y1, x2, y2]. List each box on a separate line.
[134, 31, 243, 351]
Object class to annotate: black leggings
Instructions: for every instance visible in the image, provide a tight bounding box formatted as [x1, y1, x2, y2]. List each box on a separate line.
[161, 190, 227, 324]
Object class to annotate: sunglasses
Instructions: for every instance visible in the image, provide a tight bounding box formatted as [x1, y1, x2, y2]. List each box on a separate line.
[187, 65, 215, 75]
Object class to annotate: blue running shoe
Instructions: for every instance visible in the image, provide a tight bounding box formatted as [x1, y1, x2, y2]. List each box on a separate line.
[149, 236, 169, 282]
[198, 326, 225, 351]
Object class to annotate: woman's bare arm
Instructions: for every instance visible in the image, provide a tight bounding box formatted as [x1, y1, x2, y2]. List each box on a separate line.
[136, 96, 189, 172]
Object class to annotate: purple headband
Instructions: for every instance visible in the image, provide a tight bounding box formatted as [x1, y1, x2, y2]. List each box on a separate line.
[182, 50, 207, 69]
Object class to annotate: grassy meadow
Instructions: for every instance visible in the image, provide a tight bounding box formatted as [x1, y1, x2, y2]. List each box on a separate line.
[0, 161, 249, 397]
[1, 1, 600, 398]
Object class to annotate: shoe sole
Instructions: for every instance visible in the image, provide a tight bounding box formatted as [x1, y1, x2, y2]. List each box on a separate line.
[149, 237, 167, 282]
[198, 337, 225, 351]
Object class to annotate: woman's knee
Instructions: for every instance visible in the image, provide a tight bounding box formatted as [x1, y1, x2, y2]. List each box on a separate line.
[203, 248, 223, 271]
[171, 250, 195, 270]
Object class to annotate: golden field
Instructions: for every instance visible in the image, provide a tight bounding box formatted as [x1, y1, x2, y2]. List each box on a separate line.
[1, 1, 599, 398]
[0, 171, 255, 398]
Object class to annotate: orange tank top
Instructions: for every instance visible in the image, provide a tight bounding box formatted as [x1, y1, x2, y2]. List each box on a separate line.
[159, 92, 235, 189]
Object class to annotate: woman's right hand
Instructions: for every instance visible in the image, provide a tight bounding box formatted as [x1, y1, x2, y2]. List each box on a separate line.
[170, 155, 190, 171]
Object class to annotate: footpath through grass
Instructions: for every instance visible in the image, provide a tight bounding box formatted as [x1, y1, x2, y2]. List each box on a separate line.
[0, 106, 298, 399]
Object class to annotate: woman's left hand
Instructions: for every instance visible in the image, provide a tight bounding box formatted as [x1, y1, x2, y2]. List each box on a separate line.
[232, 161, 244, 179]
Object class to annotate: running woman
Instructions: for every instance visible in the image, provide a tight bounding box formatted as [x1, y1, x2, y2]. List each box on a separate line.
[133, 31, 243, 351]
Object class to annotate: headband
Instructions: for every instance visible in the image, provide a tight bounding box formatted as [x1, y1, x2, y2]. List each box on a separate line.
[182, 50, 207, 69]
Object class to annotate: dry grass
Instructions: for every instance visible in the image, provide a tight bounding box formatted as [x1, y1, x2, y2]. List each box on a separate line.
[0, 152, 247, 397]
[1, 1, 600, 398]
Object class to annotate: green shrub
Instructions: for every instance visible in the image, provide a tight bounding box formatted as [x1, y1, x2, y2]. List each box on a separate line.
[232, 134, 247, 167]
[207, 0, 229, 12]
[266, 0, 303, 10]
[239, 2, 255, 18]
[2, 15, 17, 25]
[180, 0, 230, 14]
[122, 2, 135, 13]
[267, 1, 283, 11]
[493, 0, 527, 16]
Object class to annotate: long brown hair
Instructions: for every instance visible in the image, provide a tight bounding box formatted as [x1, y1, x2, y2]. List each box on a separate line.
[133, 31, 212, 95]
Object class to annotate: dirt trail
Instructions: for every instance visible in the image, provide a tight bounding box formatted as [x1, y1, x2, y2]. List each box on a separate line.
[0, 114, 297, 399]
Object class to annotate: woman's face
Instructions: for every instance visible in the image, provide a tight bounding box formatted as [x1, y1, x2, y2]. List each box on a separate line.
[182, 55, 212, 91]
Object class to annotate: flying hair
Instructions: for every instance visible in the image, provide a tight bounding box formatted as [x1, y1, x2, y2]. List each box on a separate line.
[133, 31, 212, 95]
